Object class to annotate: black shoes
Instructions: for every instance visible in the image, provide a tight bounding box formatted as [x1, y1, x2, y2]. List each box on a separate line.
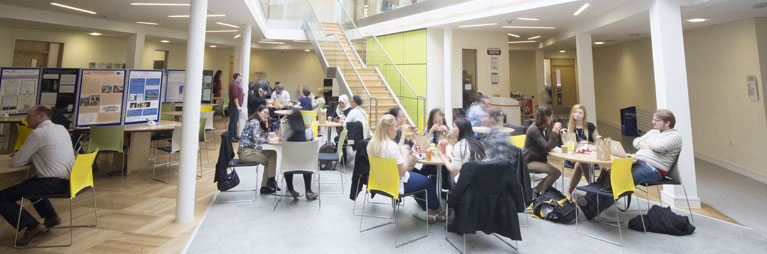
[44, 215, 61, 228]
[260, 187, 276, 194]
[577, 196, 598, 220]
[259, 178, 281, 194]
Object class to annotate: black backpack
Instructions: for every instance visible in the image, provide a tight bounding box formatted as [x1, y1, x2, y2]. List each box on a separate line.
[531, 187, 576, 224]
[319, 142, 337, 170]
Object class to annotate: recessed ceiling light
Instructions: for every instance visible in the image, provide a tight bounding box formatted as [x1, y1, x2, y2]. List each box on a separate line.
[259, 41, 285, 45]
[233, 34, 241, 39]
[559, 50, 566, 53]
[161, 40, 170, 43]
[168, 14, 226, 18]
[293, 40, 310, 43]
[304, 49, 311, 52]
[628, 33, 640, 36]
[502, 26, 556, 29]
[517, 17, 539, 21]
[206, 30, 237, 33]
[136, 21, 158, 25]
[508, 41, 536, 44]
[507, 33, 520, 38]
[88, 32, 101, 36]
[594, 41, 604, 45]
[50, 3, 97, 14]
[130, 3, 190, 6]
[687, 18, 707, 23]
[216, 22, 239, 28]
[458, 23, 497, 28]
[528, 35, 541, 40]
[209, 45, 217, 48]
[573, 3, 590, 16]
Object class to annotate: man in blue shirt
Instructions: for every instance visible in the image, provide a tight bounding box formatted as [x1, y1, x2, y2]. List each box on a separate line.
[466, 95, 490, 127]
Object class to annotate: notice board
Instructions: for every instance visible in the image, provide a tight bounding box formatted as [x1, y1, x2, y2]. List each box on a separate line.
[75, 69, 126, 127]
[0, 67, 40, 115]
[125, 70, 163, 124]
[40, 68, 79, 112]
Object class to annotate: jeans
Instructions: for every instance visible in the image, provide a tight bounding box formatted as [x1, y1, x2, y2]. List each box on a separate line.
[587, 160, 663, 213]
[403, 172, 440, 211]
[0, 178, 68, 231]
[228, 105, 240, 138]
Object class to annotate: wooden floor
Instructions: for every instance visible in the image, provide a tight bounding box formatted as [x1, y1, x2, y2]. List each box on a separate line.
[0, 116, 740, 253]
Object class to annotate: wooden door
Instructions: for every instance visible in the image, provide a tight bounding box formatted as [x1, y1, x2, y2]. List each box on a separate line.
[550, 59, 577, 110]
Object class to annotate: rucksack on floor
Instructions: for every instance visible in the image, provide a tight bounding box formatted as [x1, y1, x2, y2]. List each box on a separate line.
[319, 143, 337, 170]
[531, 187, 576, 224]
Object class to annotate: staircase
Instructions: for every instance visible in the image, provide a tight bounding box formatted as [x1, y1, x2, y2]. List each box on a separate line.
[318, 22, 401, 129]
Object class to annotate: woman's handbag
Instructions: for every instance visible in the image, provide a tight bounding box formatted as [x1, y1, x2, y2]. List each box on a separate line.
[217, 168, 241, 191]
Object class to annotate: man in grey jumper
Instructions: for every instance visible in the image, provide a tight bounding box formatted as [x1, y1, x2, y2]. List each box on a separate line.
[579, 109, 682, 219]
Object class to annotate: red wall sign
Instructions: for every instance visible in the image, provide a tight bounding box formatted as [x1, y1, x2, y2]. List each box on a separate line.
[487, 48, 502, 55]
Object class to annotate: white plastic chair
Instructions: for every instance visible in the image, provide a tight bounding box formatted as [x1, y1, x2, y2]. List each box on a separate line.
[152, 126, 182, 183]
[273, 140, 320, 211]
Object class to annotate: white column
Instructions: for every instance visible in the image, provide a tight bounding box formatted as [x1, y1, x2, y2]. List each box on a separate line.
[443, 26, 453, 123]
[649, 0, 700, 208]
[238, 25, 252, 134]
[126, 32, 145, 69]
[575, 33, 597, 124]
[176, 0, 207, 223]
[535, 50, 545, 107]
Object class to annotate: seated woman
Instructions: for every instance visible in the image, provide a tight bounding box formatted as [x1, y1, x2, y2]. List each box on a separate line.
[343, 95, 369, 138]
[281, 109, 318, 200]
[298, 88, 313, 111]
[312, 88, 325, 110]
[523, 106, 562, 196]
[437, 119, 486, 182]
[415, 108, 452, 188]
[564, 104, 601, 196]
[368, 114, 444, 223]
[330, 94, 351, 122]
[238, 105, 280, 194]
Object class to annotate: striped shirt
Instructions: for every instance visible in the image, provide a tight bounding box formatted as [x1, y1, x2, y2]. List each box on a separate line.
[632, 129, 682, 172]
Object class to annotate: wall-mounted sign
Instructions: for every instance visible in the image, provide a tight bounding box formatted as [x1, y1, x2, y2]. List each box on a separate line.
[487, 48, 502, 55]
[747, 75, 759, 101]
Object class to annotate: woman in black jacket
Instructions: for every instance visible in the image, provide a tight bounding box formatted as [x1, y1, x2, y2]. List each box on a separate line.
[523, 106, 562, 195]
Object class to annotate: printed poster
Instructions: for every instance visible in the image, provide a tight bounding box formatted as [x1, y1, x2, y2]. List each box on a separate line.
[0, 68, 40, 115]
[202, 70, 213, 103]
[125, 70, 163, 123]
[40, 68, 79, 112]
[76, 69, 125, 127]
[165, 70, 185, 103]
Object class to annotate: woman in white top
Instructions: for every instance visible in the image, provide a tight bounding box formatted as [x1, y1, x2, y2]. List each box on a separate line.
[367, 114, 444, 223]
[438, 119, 486, 181]
[343, 95, 369, 138]
[332, 95, 350, 121]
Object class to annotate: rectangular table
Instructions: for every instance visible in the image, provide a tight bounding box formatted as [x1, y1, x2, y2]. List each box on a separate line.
[125, 121, 181, 174]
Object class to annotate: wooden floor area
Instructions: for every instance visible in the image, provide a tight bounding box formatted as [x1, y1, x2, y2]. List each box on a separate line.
[0, 116, 741, 253]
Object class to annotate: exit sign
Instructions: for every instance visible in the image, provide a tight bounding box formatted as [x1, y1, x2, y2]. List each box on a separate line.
[487, 48, 501, 55]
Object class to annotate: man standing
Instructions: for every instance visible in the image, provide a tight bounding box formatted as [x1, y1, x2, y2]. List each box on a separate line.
[578, 109, 682, 219]
[228, 73, 244, 141]
[0, 105, 75, 246]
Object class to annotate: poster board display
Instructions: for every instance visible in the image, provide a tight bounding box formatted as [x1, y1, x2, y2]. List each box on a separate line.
[40, 68, 79, 113]
[0, 67, 40, 115]
[125, 70, 163, 124]
[75, 69, 126, 127]
[164, 70, 185, 103]
[202, 70, 213, 103]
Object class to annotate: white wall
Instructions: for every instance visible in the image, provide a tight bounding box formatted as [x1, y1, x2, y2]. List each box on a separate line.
[593, 18, 767, 180]
[451, 30, 511, 103]
[426, 28, 444, 111]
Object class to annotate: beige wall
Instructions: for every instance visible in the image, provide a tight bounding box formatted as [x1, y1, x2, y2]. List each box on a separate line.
[508, 50, 537, 97]
[249, 49, 326, 95]
[593, 18, 767, 178]
[684, 18, 767, 177]
[452, 30, 511, 102]
[756, 18, 767, 127]
[0, 25, 127, 68]
[593, 38, 657, 125]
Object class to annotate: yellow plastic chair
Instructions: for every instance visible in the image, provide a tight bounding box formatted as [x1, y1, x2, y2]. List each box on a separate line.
[300, 110, 317, 125]
[575, 157, 646, 246]
[14, 150, 99, 248]
[509, 134, 525, 149]
[359, 156, 428, 248]
[311, 122, 319, 140]
[200, 105, 214, 112]
[14, 123, 34, 152]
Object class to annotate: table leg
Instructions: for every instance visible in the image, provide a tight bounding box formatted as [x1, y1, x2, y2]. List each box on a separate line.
[436, 165, 443, 203]
[127, 132, 152, 175]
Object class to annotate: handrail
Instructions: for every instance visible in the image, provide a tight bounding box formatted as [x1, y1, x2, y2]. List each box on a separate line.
[334, 0, 426, 127]
[331, 34, 379, 129]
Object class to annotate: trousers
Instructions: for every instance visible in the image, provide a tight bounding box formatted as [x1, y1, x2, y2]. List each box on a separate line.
[0, 178, 68, 231]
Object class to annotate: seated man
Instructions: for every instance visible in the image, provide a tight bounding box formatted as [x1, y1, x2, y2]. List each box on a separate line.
[481, 107, 513, 161]
[0, 105, 75, 246]
[466, 95, 490, 127]
[578, 109, 682, 219]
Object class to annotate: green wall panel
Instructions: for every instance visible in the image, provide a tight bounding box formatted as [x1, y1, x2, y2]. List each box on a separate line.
[384, 33, 404, 65]
[403, 30, 427, 65]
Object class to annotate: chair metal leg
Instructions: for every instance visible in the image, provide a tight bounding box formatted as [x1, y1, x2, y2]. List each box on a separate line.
[214, 166, 258, 204]
[683, 185, 695, 224]
[575, 192, 624, 246]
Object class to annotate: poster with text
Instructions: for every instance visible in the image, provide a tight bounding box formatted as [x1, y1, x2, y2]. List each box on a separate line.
[0, 68, 40, 115]
[165, 70, 185, 103]
[75, 69, 125, 127]
[202, 70, 213, 103]
[40, 68, 79, 113]
[125, 70, 163, 124]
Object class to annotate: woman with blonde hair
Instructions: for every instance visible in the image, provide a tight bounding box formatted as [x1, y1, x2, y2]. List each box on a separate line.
[564, 104, 601, 196]
[367, 114, 444, 223]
